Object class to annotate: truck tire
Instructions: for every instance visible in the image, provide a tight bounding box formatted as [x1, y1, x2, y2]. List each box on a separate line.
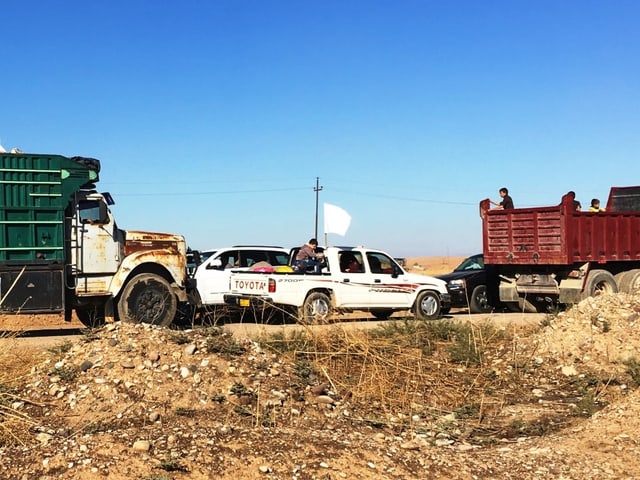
[582, 269, 618, 299]
[298, 292, 332, 324]
[619, 269, 640, 294]
[117, 273, 177, 327]
[505, 297, 539, 313]
[76, 306, 105, 327]
[469, 285, 493, 314]
[414, 291, 441, 320]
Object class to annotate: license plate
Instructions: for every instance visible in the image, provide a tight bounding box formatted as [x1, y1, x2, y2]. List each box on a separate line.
[239, 298, 250, 307]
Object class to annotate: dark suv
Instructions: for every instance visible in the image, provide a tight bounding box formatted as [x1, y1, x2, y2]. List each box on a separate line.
[437, 254, 494, 314]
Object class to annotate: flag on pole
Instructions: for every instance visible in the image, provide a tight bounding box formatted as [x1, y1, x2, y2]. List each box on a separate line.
[324, 203, 351, 236]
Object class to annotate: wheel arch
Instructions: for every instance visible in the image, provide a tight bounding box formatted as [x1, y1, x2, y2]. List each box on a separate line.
[113, 262, 187, 302]
[303, 287, 334, 304]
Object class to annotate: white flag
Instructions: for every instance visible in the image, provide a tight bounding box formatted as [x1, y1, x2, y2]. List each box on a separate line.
[324, 203, 351, 236]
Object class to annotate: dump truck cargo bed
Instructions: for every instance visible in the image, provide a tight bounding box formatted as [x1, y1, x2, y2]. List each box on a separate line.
[480, 188, 640, 266]
[0, 154, 99, 262]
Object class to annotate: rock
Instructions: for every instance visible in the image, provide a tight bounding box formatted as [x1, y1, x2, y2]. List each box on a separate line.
[315, 395, 335, 405]
[184, 344, 197, 355]
[36, 433, 53, 444]
[310, 384, 329, 395]
[132, 440, 151, 451]
[120, 360, 135, 369]
[79, 360, 93, 372]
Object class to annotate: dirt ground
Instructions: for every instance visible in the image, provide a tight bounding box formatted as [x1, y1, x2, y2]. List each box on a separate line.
[2, 257, 640, 479]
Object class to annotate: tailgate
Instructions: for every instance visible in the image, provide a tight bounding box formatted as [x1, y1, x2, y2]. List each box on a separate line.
[229, 273, 271, 295]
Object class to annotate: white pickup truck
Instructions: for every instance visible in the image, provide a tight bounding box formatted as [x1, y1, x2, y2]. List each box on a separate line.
[223, 246, 451, 322]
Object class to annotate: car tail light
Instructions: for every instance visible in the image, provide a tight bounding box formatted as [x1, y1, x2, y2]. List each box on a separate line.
[268, 278, 276, 293]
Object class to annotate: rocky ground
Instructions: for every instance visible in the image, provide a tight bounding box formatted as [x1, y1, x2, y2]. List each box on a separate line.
[1, 292, 640, 480]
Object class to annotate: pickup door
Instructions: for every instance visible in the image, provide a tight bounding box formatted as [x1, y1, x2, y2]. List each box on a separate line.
[333, 250, 412, 307]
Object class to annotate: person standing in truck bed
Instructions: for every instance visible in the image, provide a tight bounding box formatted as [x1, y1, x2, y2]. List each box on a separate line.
[491, 187, 514, 209]
[589, 198, 605, 212]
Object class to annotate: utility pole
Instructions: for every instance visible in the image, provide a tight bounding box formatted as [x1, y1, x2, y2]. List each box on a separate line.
[314, 177, 323, 239]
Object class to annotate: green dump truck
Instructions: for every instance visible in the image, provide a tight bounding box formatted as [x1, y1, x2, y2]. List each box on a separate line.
[0, 152, 190, 326]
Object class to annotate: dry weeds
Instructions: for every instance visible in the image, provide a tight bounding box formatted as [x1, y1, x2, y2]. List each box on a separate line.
[1, 294, 640, 479]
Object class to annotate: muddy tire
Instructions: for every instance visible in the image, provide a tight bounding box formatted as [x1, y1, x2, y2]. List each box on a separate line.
[117, 273, 177, 327]
[469, 285, 493, 314]
[582, 269, 617, 299]
[298, 292, 331, 324]
[414, 291, 441, 320]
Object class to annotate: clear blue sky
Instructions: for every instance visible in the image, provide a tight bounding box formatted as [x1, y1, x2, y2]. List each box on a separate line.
[2, 1, 639, 257]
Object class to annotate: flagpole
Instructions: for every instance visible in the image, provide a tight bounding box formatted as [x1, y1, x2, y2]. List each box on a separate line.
[314, 177, 323, 239]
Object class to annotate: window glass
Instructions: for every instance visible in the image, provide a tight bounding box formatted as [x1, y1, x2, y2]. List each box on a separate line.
[219, 252, 238, 269]
[243, 250, 268, 267]
[78, 200, 102, 224]
[367, 252, 396, 274]
[339, 251, 364, 273]
[270, 252, 289, 266]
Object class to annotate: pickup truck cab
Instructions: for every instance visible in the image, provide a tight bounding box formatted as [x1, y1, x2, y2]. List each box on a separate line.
[224, 246, 451, 322]
[194, 245, 289, 305]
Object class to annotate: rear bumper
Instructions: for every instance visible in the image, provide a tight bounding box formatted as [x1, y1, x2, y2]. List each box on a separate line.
[224, 294, 273, 307]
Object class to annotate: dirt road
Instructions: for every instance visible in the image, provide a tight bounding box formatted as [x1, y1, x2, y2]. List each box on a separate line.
[1, 311, 546, 352]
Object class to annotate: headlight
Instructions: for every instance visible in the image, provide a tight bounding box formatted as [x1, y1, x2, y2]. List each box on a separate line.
[448, 279, 466, 289]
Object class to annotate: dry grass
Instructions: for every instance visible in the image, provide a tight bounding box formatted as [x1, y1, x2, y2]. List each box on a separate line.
[258, 318, 523, 434]
[0, 333, 42, 447]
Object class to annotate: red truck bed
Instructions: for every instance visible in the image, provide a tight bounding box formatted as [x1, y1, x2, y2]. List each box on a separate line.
[480, 187, 640, 266]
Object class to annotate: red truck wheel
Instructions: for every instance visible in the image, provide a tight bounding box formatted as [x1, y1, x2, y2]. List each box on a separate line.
[505, 297, 538, 313]
[582, 269, 617, 299]
[618, 269, 640, 294]
[117, 273, 177, 326]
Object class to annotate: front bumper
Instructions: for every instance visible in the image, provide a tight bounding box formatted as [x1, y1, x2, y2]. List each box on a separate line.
[440, 292, 452, 311]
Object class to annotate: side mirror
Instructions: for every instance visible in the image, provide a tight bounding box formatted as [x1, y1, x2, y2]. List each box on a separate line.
[208, 258, 223, 269]
[98, 202, 109, 223]
[391, 265, 402, 279]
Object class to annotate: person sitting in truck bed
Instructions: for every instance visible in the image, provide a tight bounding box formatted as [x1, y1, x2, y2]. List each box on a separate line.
[293, 238, 324, 273]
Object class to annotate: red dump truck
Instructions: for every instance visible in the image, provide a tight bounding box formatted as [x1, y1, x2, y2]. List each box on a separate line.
[479, 186, 640, 312]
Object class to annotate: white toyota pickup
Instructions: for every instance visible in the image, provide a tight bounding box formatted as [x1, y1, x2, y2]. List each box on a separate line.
[224, 246, 451, 322]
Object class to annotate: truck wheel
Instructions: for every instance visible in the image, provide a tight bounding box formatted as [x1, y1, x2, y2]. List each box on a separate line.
[76, 306, 105, 327]
[469, 285, 493, 314]
[414, 291, 441, 320]
[505, 297, 539, 313]
[619, 269, 640, 294]
[117, 273, 177, 327]
[371, 309, 393, 320]
[582, 269, 617, 299]
[298, 292, 331, 324]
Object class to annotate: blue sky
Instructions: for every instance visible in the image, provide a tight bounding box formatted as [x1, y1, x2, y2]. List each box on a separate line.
[2, 1, 639, 257]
